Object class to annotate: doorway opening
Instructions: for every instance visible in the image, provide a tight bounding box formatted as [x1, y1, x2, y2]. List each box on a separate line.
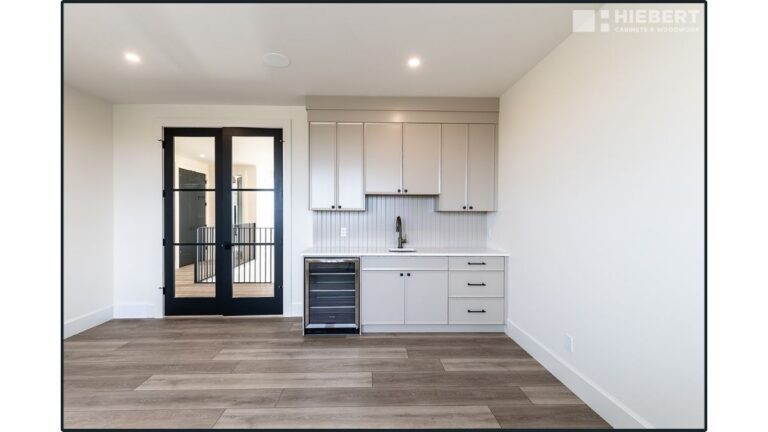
[163, 127, 283, 316]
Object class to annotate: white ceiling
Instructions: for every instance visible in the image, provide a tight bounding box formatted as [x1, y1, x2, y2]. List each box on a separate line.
[64, 3, 595, 105]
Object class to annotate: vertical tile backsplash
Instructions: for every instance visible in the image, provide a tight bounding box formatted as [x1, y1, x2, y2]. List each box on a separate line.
[313, 196, 487, 248]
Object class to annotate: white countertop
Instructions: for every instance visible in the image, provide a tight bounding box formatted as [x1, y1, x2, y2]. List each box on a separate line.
[301, 246, 509, 257]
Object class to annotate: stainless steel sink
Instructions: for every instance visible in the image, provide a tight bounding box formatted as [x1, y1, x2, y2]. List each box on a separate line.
[388, 247, 416, 252]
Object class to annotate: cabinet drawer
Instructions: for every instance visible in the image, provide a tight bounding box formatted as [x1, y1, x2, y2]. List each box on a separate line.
[362, 256, 448, 270]
[449, 298, 504, 324]
[449, 256, 504, 271]
[449, 271, 504, 297]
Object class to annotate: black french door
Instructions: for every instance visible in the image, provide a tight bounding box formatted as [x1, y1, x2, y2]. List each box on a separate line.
[163, 127, 283, 316]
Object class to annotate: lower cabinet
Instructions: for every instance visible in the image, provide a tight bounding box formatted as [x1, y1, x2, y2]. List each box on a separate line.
[361, 270, 447, 325]
[448, 298, 504, 324]
[361, 255, 505, 331]
[361, 270, 404, 324]
[405, 271, 448, 324]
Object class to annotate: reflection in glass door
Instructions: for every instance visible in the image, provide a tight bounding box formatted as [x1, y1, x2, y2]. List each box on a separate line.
[163, 127, 283, 316]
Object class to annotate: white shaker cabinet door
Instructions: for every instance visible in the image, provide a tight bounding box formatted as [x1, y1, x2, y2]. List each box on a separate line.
[364, 123, 403, 194]
[467, 124, 496, 211]
[309, 122, 337, 210]
[438, 124, 469, 211]
[404, 271, 448, 324]
[402, 123, 441, 195]
[361, 271, 405, 324]
[336, 123, 365, 210]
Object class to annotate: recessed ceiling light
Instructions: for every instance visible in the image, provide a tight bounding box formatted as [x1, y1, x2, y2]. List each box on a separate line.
[407, 57, 421, 68]
[124, 52, 141, 64]
[262, 52, 291, 68]
[199, 154, 206, 158]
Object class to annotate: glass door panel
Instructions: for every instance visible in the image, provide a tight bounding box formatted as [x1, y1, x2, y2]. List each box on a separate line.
[223, 128, 283, 315]
[171, 135, 217, 301]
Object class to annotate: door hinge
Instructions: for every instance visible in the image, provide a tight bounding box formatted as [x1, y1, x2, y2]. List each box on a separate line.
[158, 139, 165, 148]
[159, 286, 166, 295]
[162, 190, 166, 198]
[162, 238, 166, 246]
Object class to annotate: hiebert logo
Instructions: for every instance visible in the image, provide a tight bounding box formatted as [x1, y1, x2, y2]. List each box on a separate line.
[573, 7, 702, 33]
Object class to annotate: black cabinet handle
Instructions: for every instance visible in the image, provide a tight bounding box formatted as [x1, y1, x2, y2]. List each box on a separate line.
[407, 273, 411, 276]
[338, 205, 342, 209]
[400, 273, 403, 276]
[462, 206, 467, 209]
[404, 189, 408, 193]
[467, 309, 486, 313]
[467, 282, 486, 286]
[467, 262, 486, 266]
[331, 205, 335, 209]
[469, 206, 474, 209]
[397, 189, 401, 193]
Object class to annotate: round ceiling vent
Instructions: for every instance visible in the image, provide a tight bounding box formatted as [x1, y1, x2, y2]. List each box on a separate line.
[262, 52, 291, 68]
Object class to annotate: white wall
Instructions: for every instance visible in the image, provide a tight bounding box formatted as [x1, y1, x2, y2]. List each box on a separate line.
[112, 104, 311, 318]
[488, 12, 704, 429]
[64, 85, 114, 337]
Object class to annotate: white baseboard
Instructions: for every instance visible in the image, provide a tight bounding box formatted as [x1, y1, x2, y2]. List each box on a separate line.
[505, 319, 651, 429]
[64, 305, 113, 338]
[114, 303, 160, 318]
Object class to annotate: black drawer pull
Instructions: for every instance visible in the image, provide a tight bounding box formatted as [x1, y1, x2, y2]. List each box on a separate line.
[467, 282, 486, 286]
[467, 262, 486, 265]
[467, 309, 486, 313]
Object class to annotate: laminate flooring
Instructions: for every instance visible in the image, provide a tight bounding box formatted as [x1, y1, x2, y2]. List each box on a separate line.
[64, 317, 609, 429]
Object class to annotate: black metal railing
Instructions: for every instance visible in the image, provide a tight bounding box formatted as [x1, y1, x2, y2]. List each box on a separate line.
[195, 225, 274, 284]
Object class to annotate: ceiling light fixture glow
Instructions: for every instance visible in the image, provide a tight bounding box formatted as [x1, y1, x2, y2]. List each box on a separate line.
[407, 57, 421, 68]
[124, 52, 141, 64]
[262, 52, 291, 68]
[199, 154, 206, 158]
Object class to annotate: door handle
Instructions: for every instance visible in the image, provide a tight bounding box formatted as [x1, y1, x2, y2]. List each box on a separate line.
[467, 309, 486, 313]
[467, 282, 486, 286]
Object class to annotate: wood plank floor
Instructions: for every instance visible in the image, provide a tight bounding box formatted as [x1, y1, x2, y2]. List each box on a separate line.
[64, 317, 610, 429]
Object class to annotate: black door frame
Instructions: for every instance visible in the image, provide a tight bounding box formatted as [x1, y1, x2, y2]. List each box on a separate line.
[163, 127, 283, 316]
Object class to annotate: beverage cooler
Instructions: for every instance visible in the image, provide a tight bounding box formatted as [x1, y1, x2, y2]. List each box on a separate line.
[303, 258, 360, 334]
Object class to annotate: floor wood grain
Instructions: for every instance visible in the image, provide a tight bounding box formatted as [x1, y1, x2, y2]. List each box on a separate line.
[63, 317, 609, 429]
[372, 370, 560, 387]
[489, 404, 611, 429]
[65, 360, 239, 377]
[277, 386, 531, 408]
[521, 385, 586, 405]
[405, 346, 531, 359]
[214, 406, 501, 429]
[234, 358, 444, 373]
[214, 347, 408, 360]
[441, 358, 545, 372]
[65, 389, 282, 411]
[137, 372, 372, 390]
[64, 375, 151, 392]
[64, 409, 224, 429]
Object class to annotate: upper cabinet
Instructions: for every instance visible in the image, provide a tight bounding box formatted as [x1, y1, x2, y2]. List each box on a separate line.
[309, 122, 365, 211]
[402, 123, 441, 195]
[307, 96, 499, 211]
[466, 124, 496, 211]
[364, 123, 441, 195]
[437, 124, 496, 212]
[364, 123, 402, 194]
